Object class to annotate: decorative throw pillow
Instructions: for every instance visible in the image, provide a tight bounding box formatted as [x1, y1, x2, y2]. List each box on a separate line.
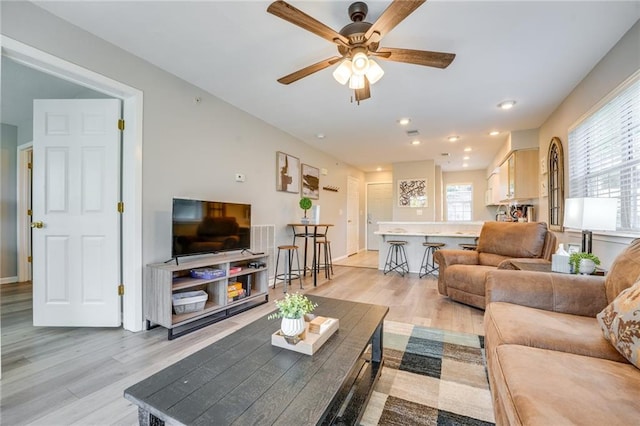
[597, 278, 640, 369]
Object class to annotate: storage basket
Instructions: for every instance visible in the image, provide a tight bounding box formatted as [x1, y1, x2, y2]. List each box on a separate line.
[172, 290, 208, 314]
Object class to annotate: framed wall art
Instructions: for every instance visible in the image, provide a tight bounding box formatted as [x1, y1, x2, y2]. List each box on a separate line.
[301, 163, 320, 199]
[276, 151, 300, 193]
[398, 178, 427, 207]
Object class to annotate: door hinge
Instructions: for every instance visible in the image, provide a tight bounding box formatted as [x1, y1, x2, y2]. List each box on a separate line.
[118, 284, 124, 296]
[27, 162, 32, 169]
[27, 256, 32, 263]
[118, 119, 125, 131]
[27, 209, 32, 216]
[117, 202, 124, 213]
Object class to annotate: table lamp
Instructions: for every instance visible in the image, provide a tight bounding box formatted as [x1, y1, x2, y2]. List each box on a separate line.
[563, 197, 617, 253]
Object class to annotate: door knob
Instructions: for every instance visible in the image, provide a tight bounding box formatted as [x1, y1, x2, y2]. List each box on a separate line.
[30, 221, 44, 229]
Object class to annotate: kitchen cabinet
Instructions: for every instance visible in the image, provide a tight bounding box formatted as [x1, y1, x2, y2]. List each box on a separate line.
[499, 149, 539, 202]
[485, 172, 503, 205]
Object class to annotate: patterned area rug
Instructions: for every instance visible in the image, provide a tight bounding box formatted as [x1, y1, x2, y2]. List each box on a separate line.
[361, 321, 495, 425]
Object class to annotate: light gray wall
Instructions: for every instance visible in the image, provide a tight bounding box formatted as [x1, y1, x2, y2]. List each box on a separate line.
[537, 19, 640, 268]
[1, 124, 18, 280]
[1, 2, 366, 271]
[392, 160, 437, 221]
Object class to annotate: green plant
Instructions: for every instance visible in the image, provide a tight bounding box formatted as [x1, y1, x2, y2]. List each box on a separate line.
[569, 252, 600, 274]
[299, 197, 312, 218]
[267, 293, 317, 320]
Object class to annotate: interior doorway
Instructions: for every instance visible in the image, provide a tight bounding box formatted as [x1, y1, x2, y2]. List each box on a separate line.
[2, 36, 143, 332]
[346, 176, 360, 256]
[16, 143, 32, 283]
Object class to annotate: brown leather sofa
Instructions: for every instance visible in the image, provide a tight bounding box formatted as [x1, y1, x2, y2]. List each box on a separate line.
[434, 222, 556, 309]
[484, 238, 640, 425]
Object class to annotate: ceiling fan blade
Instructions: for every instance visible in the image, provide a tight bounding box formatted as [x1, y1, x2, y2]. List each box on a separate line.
[277, 56, 342, 85]
[376, 47, 455, 69]
[355, 77, 371, 102]
[365, 0, 426, 45]
[267, 1, 350, 46]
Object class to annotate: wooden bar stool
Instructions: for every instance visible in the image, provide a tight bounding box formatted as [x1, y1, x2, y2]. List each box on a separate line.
[383, 240, 409, 277]
[420, 242, 445, 278]
[274, 245, 303, 293]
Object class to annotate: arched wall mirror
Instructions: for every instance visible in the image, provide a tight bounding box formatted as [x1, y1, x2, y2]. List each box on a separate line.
[548, 137, 565, 231]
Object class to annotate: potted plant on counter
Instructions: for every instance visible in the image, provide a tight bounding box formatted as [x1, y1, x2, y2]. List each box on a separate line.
[299, 197, 312, 224]
[569, 252, 601, 275]
[268, 293, 317, 341]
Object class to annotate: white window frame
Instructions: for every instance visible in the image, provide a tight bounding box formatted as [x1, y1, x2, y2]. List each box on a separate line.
[568, 70, 640, 234]
[446, 183, 473, 221]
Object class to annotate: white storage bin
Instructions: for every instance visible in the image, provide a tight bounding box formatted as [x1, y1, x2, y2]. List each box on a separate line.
[172, 290, 208, 314]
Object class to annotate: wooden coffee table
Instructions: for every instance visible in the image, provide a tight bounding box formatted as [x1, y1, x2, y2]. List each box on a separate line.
[124, 296, 388, 425]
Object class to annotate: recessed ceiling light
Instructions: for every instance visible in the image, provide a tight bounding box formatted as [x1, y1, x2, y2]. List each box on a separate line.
[411, 140, 421, 145]
[463, 163, 469, 168]
[398, 118, 411, 126]
[316, 133, 325, 139]
[447, 135, 459, 142]
[497, 100, 516, 110]
[376, 167, 382, 172]
[463, 156, 470, 160]
[464, 147, 472, 152]
[489, 130, 500, 136]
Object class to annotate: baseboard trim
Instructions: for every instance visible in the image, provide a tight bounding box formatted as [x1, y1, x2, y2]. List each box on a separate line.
[1, 276, 19, 285]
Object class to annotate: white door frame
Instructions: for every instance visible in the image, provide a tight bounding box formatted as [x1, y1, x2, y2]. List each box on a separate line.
[346, 176, 360, 256]
[16, 142, 32, 283]
[2, 36, 144, 332]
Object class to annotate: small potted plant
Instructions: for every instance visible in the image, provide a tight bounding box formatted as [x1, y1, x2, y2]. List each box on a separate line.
[569, 252, 601, 275]
[299, 197, 312, 224]
[268, 293, 317, 340]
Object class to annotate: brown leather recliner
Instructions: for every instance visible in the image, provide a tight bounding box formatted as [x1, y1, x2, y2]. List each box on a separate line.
[433, 221, 556, 309]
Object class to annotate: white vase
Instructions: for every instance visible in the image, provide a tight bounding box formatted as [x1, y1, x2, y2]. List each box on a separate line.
[579, 259, 596, 275]
[280, 317, 305, 337]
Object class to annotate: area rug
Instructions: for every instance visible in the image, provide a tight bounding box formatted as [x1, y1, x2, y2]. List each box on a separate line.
[360, 321, 495, 425]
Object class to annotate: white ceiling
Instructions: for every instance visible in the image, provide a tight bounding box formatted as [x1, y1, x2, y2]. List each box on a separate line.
[32, 1, 640, 172]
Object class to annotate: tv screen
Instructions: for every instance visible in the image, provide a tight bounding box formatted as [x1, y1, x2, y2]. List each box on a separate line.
[172, 198, 251, 258]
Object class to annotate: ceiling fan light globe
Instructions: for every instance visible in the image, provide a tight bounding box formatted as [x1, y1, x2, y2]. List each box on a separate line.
[351, 51, 370, 76]
[365, 59, 384, 84]
[332, 60, 352, 85]
[349, 74, 365, 89]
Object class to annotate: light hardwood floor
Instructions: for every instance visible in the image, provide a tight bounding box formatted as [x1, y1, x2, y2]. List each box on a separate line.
[0, 265, 484, 425]
[333, 250, 379, 269]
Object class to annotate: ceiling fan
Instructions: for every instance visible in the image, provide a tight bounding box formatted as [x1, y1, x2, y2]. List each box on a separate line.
[267, 0, 455, 103]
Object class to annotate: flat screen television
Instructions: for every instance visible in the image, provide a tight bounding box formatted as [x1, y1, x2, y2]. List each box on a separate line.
[172, 198, 251, 258]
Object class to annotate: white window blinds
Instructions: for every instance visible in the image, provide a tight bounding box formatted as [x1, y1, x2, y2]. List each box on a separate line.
[446, 183, 473, 221]
[568, 74, 640, 232]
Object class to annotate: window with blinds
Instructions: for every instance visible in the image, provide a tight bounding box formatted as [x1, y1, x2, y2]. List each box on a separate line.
[446, 183, 473, 221]
[568, 73, 640, 233]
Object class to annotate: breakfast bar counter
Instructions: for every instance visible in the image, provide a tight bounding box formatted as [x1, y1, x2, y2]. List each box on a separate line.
[374, 221, 484, 274]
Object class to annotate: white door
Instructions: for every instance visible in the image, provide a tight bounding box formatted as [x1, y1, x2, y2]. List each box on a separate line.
[32, 99, 121, 327]
[346, 177, 360, 256]
[366, 182, 393, 250]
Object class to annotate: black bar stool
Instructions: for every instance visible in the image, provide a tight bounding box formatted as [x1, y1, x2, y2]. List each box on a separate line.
[274, 245, 303, 292]
[420, 242, 445, 278]
[314, 239, 333, 279]
[383, 240, 409, 276]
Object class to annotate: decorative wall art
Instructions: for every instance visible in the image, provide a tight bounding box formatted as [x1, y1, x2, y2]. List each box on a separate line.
[301, 164, 320, 199]
[398, 178, 428, 207]
[276, 151, 300, 193]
